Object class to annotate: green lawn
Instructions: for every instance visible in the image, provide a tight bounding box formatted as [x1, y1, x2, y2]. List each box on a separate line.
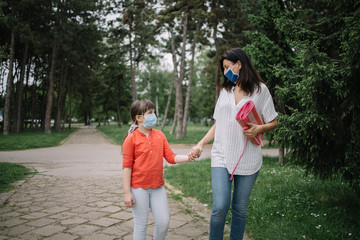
[164, 157, 360, 240]
[0, 128, 76, 151]
[98, 123, 213, 145]
[0, 162, 34, 193]
[98, 123, 279, 148]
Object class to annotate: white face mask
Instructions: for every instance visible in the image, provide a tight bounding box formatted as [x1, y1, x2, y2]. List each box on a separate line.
[141, 113, 157, 129]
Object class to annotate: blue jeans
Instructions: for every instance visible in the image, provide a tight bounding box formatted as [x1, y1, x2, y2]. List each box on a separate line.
[210, 167, 259, 240]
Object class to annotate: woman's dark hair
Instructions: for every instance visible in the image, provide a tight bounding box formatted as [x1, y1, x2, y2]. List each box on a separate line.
[130, 99, 155, 124]
[220, 48, 264, 95]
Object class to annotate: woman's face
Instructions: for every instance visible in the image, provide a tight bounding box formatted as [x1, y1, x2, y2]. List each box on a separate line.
[223, 59, 241, 75]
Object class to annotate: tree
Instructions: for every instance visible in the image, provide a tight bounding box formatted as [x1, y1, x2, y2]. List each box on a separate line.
[1, 0, 104, 134]
[113, 0, 158, 102]
[3, 31, 15, 135]
[245, 0, 360, 189]
[159, 0, 208, 139]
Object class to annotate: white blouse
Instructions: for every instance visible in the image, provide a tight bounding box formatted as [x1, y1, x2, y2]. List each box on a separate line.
[211, 83, 278, 175]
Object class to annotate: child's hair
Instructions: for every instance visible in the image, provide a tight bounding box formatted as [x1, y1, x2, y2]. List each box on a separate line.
[130, 99, 155, 124]
[125, 99, 155, 138]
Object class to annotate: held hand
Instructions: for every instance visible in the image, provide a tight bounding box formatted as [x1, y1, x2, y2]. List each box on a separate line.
[124, 193, 135, 208]
[190, 143, 203, 159]
[188, 153, 196, 162]
[243, 123, 261, 139]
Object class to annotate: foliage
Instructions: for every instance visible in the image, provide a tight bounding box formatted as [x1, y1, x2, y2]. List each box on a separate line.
[244, 0, 360, 190]
[164, 157, 360, 239]
[0, 162, 34, 193]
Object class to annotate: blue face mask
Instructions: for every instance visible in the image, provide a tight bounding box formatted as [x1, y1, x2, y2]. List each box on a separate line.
[142, 113, 157, 129]
[224, 63, 239, 83]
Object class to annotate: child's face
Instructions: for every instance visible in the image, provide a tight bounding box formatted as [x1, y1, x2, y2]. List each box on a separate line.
[136, 109, 155, 124]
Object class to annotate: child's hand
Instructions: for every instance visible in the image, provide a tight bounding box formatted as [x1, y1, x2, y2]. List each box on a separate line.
[190, 144, 202, 159]
[188, 153, 196, 162]
[124, 192, 135, 208]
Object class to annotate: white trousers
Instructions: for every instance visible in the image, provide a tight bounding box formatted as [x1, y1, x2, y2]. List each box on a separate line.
[131, 186, 169, 240]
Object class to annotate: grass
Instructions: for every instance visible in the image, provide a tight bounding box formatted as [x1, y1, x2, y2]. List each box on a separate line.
[98, 123, 278, 147]
[163, 157, 360, 240]
[0, 128, 76, 151]
[97, 123, 129, 145]
[0, 162, 35, 193]
[98, 123, 213, 145]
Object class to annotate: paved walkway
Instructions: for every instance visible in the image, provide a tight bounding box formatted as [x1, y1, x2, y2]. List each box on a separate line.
[0, 127, 280, 239]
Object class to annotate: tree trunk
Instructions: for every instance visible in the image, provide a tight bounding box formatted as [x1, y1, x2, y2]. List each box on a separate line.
[279, 144, 285, 164]
[3, 31, 15, 135]
[170, 110, 177, 134]
[116, 101, 122, 128]
[23, 57, 32, 129]
[160, 79, 175, 131]
[169, 24, 181, 135]
[55, 60, 67, 132]
[30, 61, 39, 129]
[211, 4, 221, 101]
[175, 13, 188, 139]
[67, 88, 75, 129]
[155, 86, 159, 117]
[183, 21, 199, 135]
[15, 43, 29, 132]
[44, 38, 58, 134]
[129, 32, 137, 102]
[115, 77, 122, 128]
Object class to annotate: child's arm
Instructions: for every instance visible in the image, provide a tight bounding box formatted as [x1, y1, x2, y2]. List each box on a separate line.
[123, 168, 135, 208]
[174, 154, 192, 164]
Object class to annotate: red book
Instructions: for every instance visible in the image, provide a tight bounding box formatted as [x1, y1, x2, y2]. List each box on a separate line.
[235, 101, 264, 146]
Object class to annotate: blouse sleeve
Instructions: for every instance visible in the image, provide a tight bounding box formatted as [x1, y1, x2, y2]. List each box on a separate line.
[213, 89, 223, 120]
[261, 85, 278, 123]
[122, 134, 135, 169]
[162, 133, 176, 164]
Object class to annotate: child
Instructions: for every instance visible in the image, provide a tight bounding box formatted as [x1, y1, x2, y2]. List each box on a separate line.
[122, 99, 194, 240]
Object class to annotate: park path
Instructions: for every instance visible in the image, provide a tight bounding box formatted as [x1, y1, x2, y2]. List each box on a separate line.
[0, 127, 279, 239]
[0, 127, 214, 240]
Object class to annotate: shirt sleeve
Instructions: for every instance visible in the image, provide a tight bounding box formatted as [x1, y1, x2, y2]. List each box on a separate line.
[213, 90, 222, 120]
[162, 133, 176, 164]
[122, 134, 135, 169]
[261, 86, 278, 123]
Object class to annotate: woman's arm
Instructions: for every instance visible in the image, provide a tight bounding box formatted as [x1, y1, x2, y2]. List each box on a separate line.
[190, 122, 216, 158]
[243, 118, 277, 139]
[123, 168, 135, 208]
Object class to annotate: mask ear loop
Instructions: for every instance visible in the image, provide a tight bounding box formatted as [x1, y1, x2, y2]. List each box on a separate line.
[128, 122, 138, 135]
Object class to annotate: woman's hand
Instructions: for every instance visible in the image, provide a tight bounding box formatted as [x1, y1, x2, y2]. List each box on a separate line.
[243, 119, 278, 139]
[243, 123, 262, 139]
[190, 143, 203, 159]
[124, 192, 135, 208]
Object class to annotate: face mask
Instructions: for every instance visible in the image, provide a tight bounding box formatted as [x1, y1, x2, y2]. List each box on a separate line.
[142, 113, 157, 129]
[224, 63, 239, 83]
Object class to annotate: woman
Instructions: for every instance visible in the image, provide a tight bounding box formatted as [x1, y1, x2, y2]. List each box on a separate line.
[190, 48, 278, 240]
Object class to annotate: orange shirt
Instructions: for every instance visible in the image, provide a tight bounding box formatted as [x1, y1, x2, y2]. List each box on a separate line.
[122, 128, 176, 189]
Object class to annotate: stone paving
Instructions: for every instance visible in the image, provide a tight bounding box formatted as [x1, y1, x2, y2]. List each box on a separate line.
[0, 174, 211, 240]
[0, 127, 275, 239]
[0, 128, 214, 240]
